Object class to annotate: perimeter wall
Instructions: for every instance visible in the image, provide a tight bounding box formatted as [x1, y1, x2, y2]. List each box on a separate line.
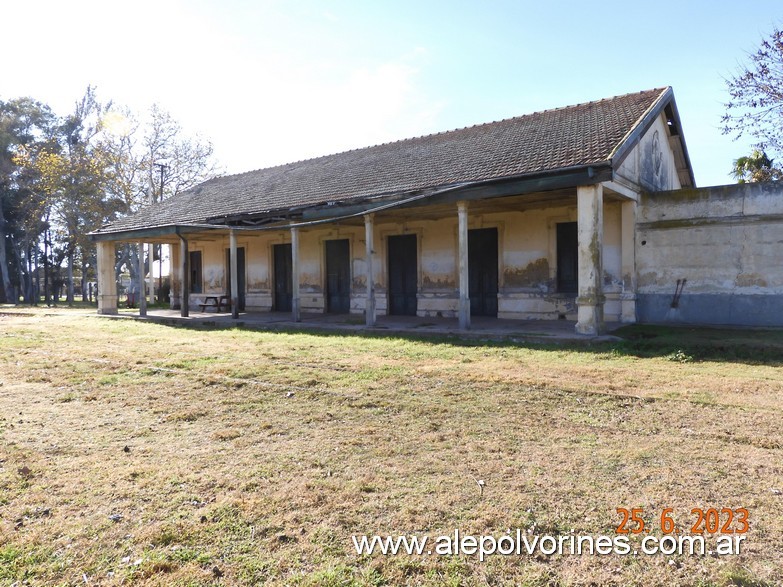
[637, 182, 783, 326]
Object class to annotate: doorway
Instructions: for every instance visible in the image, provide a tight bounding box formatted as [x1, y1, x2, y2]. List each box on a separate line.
[388, 234, 417, 316]
[273, 243, 293, 312]
[468, 227, 498, 317]
[556, 222, 578, 293]
[325, 239, 350, 313]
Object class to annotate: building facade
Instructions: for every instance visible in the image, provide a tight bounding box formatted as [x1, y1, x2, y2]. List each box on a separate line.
[92, 87, 695, 335]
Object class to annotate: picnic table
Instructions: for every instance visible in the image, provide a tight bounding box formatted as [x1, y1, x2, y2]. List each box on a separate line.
[198, 294, 231, 312]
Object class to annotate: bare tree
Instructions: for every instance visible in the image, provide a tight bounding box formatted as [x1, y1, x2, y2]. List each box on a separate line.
[100, 104, 220, 298]
[723, 27, 783, 158]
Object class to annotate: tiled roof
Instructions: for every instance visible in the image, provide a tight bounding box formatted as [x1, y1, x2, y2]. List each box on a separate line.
[97, 87, 669, 233]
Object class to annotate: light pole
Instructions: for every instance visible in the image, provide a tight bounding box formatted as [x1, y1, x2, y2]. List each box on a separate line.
[153, 162, 168, 303]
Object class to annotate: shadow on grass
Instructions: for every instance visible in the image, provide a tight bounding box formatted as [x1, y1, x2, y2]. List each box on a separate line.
[140, 316, 783, 366]
[608, 323, 783, 365]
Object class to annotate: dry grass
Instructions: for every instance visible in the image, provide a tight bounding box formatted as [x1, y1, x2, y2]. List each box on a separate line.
[0, 308, 782, 586]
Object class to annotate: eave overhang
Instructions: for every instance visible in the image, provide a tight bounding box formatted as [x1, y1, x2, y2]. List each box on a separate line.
[89, 163, 615, 241]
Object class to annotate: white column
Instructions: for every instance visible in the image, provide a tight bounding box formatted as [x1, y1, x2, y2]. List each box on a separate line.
[364, 214, 376, 328]
[138, 242, 147, 317]
[229, 229, 239, 319]
[96, 241, 117, 314]
[457, 201, 470, 330]
[179, 237, 189, 317]
[620, 199, 637, 323]
[147, 243, 155, 304]
[291, 226, 301, 322]
[169, 242, 181, 309]
[575, 184, 605, 335]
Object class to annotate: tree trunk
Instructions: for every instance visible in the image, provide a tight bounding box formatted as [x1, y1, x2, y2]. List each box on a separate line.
[34, 239, 39, 305]
[12, 238, 27, 304]
[66, 246, 75, 305]
[81, 253, 88, 302]
[43, 230, 50, 306]
[0, 199, 16, 303]
[24, 237, 33, 304]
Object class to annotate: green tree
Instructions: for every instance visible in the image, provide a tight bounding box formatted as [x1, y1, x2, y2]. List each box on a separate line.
[731, 149, 783, 183]
[722, 27, 783, 157]
[0, 97, 57, 303]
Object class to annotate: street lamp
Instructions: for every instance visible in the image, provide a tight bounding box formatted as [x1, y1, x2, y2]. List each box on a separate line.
[153, 161, 169, 303]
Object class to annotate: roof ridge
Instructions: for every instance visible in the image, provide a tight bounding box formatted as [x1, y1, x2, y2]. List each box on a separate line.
[208, 87, 670, 181]
[95, 86, 684, 235]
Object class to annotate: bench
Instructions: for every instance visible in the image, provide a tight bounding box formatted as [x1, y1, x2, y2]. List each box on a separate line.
[198, 295, 231, 312]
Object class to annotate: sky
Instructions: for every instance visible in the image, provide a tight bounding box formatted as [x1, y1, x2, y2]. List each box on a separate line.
[4, 0, 783, 187]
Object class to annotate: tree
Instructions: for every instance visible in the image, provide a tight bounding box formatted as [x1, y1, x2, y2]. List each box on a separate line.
[722, 27, 783, 157]
[0, 89, 218, 305]
[15, 88, 120, 305]
[0, 97, 57, 303]
[731, 149, 783, 183]
[99, 104, 219, 299]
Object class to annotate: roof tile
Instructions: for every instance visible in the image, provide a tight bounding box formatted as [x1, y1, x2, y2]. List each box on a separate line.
[98, 88, 667, 233]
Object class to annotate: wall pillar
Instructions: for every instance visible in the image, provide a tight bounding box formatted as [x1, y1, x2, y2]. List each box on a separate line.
[138, 242, 147, 317]
[96, 241, 117, 315]
[229, 229, 239, 319]
[457, 201, 470, 330]
[620, 199, 637, 323]
[364, 214, 376, 327]
[179, 236, 189, 318]
[291, 226, 301, 322]
[575, 184, 605, 335]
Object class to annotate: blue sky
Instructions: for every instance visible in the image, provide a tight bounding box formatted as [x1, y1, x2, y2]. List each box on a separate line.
[5, 0, 783, 186]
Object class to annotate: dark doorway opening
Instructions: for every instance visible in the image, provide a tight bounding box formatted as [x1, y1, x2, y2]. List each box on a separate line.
[225, 247, 246, 311]
[189, 251, 203, 294]
[388, 234, 417, 316]
[556, 222, 578, 294]
[325, 239, 350, 313]
[273, 243, 293, 312]
[468, 227, 498, 317]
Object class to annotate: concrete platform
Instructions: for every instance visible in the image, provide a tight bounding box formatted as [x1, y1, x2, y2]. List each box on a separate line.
[107, 309, 622, 343]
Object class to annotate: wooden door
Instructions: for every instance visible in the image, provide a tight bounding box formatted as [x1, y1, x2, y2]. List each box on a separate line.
[325, 239, 350, 313]
[273, 243, 293, 311]
[388, 234, 417, 316]
[468, 228, 498, 317]
[556, 222, 578, 293]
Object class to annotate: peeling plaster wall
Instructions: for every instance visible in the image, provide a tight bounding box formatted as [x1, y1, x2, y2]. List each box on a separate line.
[180, 197, 628, 321]
[616, 114, 682, 193]
[637, 182, 783, 325]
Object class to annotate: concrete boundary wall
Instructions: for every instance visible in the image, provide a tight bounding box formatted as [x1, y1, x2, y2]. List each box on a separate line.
[637, 182, 783, 326]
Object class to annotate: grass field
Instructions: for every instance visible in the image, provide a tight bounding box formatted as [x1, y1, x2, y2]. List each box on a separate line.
[1, 308, 782, 586]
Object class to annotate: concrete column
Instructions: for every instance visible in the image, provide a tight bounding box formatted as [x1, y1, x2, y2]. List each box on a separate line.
[291, 226, 301, 322]
[138, 242, 147, 317]
[229, 229, 239, 319]
[170, 242, 181, 309]
[96, 241, 117, 315]
[620, 199, 637, 323]
[575, 184, 605, 335]
[364, 214, 376, 328]
[148, 243, 155, 304]
[457, 201, 470, 330]
[179, 236, 189, 317]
